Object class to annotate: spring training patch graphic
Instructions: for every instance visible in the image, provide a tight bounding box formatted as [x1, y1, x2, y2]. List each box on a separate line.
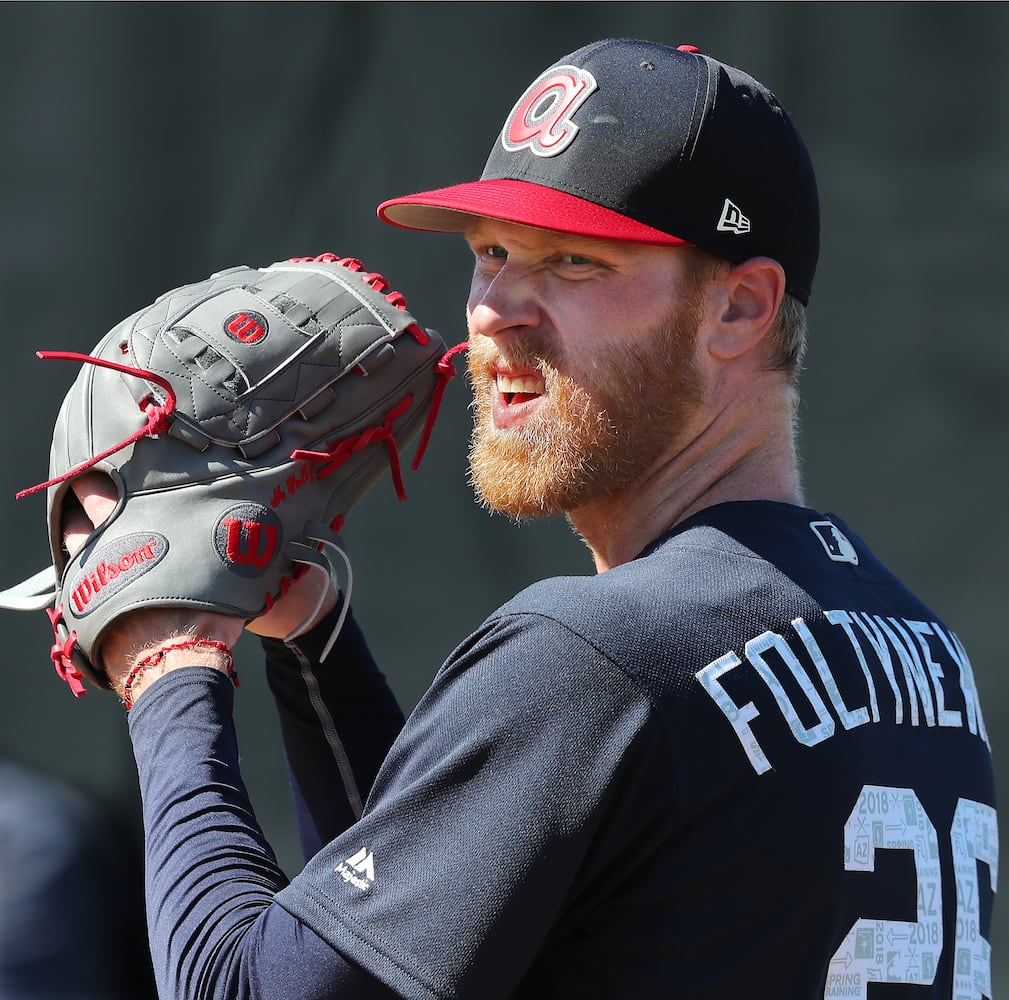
[501, 64, 597, 158]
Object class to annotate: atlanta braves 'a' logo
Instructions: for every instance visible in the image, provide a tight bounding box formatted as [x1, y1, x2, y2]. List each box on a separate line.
[213, 503, 281, 576]
[501, 64, 597, 158]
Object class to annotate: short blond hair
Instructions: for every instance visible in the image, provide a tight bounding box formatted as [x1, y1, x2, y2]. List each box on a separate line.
[766, 291, 808, 384]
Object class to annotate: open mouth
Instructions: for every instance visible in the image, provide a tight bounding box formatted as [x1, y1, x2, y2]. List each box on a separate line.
[496, 371, 546, 405]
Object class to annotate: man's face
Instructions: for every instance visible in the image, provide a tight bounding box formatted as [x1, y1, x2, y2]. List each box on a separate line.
[464, 221, 707, 518]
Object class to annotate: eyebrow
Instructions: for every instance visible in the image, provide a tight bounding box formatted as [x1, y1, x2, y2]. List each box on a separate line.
[464, 224, 619, 256]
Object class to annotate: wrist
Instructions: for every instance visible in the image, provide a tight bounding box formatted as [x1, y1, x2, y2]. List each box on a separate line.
[97, 609, 243, 708]
[120, 638, 239, 710]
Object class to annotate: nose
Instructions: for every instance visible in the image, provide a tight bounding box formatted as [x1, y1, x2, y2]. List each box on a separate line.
[467, 263, 541, 341]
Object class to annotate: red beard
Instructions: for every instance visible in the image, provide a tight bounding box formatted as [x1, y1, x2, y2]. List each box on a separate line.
[466, 306, 703, 519]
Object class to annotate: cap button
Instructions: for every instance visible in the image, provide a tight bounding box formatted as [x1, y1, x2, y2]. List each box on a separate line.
[677, 44, 702, 53]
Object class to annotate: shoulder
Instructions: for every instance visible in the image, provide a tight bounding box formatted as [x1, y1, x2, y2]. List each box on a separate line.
[492, 508, 777, 640]
[464, 516, 753, 700]
[478, 500, 921, 692]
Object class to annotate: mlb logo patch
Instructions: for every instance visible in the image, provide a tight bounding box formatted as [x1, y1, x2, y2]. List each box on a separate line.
[809, 520, 859, 565]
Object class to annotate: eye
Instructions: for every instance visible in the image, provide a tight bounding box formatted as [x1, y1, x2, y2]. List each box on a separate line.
[562, 254, 595, 266]
[470, 244, 508, 267]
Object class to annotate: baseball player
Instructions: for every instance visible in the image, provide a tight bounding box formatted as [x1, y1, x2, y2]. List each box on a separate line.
[58, 38, 997, 998]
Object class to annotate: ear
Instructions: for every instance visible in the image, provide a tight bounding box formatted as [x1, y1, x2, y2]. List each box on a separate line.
[705, 257, 786, 361]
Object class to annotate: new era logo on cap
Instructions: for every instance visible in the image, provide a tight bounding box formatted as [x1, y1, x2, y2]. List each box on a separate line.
[717, 199, 751, 235]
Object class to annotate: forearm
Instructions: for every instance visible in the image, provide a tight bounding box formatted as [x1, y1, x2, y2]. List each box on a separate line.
[263, 602, 406, 859]
[128, 667, 396, 999]
[129, 668, 283, 997]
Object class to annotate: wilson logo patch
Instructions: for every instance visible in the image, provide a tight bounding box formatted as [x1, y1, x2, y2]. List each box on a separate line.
[501, 64, 597, 158]
[224, 310, 269, 345]
[70, 532, 168, 616]
[213, 502, 281, 577]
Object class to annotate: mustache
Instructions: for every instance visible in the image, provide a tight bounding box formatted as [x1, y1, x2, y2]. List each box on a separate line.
[467, 335, 561, 376]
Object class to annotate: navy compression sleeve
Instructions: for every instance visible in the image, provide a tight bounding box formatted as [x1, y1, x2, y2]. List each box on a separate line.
[262, 603, 405, 859]
[128, 667, 397, 999]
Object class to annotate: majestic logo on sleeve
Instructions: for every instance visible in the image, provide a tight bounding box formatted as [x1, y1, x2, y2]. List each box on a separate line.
[213, 502, 281, 576]
[337, 847, 375, 892]
[69, 532, 169, 616]
[501, 64, 597, 158]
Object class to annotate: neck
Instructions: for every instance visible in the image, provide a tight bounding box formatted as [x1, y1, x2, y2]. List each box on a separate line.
[570, 375, 803, 572]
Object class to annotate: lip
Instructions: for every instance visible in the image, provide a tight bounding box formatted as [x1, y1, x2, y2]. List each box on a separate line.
[490, 364, 546, 429]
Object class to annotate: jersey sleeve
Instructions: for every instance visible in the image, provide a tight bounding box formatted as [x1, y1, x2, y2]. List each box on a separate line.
[262, 601, 406, 860]
[127, 667, 401, 999]
[274, 608, 660, 999]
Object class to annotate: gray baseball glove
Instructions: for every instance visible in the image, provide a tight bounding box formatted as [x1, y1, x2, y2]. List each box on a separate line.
[0, 253, 462, 698]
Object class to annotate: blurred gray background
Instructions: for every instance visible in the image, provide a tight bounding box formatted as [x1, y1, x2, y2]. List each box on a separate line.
[0, 2, 1004, 994]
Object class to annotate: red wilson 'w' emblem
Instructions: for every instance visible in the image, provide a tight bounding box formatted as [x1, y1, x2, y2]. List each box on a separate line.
[213, 503, 281, 576]
[224, 310, 269, 345]
[501, 64, 598, 158]
[222, 519, 277, 568]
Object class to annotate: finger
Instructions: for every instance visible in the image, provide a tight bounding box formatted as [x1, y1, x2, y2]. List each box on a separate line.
[247, 563, 338, 640]
[70, 472, 118, 529]
[63, 508, 95, 558]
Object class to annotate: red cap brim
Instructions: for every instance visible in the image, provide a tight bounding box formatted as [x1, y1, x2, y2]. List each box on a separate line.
[377, 179, 691, 247]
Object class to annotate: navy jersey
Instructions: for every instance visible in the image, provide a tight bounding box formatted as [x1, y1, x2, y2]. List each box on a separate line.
[276, 501, 996, 998]
[128, 500, 997, 998]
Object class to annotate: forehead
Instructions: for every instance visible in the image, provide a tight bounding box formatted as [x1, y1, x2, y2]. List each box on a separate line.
[464, 219, 637, 256]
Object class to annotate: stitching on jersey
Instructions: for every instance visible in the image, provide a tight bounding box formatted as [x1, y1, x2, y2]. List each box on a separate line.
[287, 640, 365, 820]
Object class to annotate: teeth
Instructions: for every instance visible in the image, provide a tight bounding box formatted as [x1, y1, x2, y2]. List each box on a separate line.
[496, 373, 545, 395]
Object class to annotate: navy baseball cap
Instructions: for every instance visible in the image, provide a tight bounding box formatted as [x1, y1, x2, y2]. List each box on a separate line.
[378, 38, 819, 304]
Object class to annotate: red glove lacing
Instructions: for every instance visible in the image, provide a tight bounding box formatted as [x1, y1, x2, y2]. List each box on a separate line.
[16, 352, 177, 499]
[288, 253, 430, 346]
[291, 396, 415, 500]
[411, 341, 468, 471]
[46, 606, 86, 698]
[287, 254, 469, 487]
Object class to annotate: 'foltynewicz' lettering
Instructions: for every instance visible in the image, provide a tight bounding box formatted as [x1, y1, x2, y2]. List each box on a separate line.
[696, 611, 990, 775]
[70, 533, 168, 616]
